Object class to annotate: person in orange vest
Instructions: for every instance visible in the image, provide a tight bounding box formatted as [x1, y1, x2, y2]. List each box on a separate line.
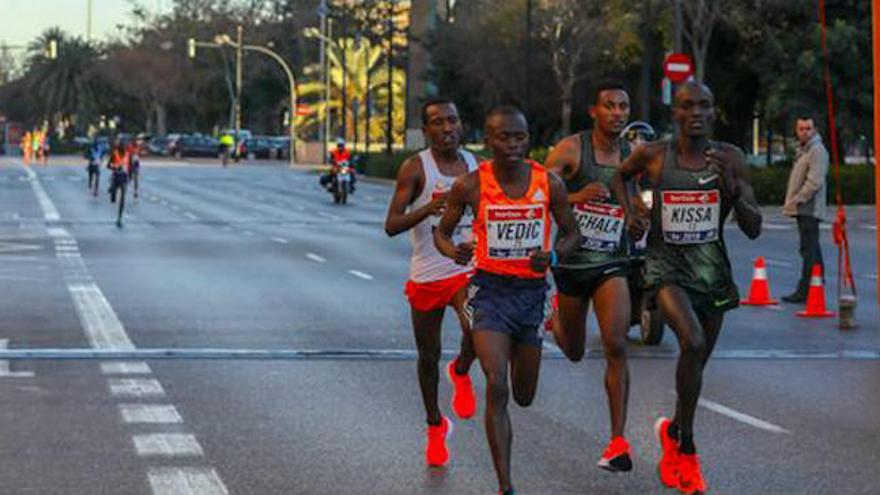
[434, 106, 581, 495]
[21, 131, 31, 165]
[107, 142, 129, 204]
[321, 137, 358, 192]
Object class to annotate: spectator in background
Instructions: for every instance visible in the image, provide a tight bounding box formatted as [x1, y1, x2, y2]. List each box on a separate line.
[782, 114, 828, 303]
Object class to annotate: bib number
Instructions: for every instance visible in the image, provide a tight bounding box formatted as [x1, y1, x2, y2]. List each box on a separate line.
[486, 205, 545, 259]
[661, 190, 720, 244]
[574, 202, 624, 252]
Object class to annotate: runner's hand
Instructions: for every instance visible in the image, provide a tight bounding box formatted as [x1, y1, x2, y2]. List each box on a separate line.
[424, 194, 447, 217]
[569, 182, 610, 204]
[625, 210, 649, 239]
[529, 250, 551, 273]
[453, 241, 473, 265]
[705, 148, 740, 199]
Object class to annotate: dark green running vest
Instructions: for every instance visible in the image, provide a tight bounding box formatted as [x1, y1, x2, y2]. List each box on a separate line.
[643, 140, 738, 305]
[559, 131, 633, 269]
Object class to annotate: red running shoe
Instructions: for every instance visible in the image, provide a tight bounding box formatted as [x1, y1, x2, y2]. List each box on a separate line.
[597, 436, 633, 472]
[654, 417, 680, 488]
[426, 416, 453, 467]
[676, 453, 707, 494]
[446, 358, 476, 419]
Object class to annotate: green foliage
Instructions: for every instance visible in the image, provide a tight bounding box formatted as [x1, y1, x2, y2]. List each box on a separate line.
[750, 164, 875, 205]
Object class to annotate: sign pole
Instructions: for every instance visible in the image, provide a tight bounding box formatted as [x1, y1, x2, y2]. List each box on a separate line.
[873, 0, 880, 306]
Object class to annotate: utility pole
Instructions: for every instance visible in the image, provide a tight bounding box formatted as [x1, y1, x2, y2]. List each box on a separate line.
[385, 1, 394, 154]
[235, 25, 243, 149]
[525, 0, 532, 122]
[673, 0, 683, 53]
[318, 0, 328, 163]
[87, 0, 93, 42]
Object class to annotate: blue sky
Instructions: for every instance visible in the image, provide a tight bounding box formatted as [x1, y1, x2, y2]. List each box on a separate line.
[0, 0, 168, 46]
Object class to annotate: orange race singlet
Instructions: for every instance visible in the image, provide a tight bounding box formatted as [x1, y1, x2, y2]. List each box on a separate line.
[472, 160, 552, 279]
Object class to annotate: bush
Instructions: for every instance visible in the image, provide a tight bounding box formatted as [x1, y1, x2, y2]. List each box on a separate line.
[750, 163, 875, 205]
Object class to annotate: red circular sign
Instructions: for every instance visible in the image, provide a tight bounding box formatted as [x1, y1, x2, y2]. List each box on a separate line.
[664, 53, 694, 83]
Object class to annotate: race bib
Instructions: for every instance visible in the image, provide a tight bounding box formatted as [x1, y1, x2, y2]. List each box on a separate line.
[486, 205, 545, 259]
[574, 202, 624, 252]
[661, 190, 720, 244]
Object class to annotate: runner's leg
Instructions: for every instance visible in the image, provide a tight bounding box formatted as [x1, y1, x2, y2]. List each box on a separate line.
[552, 293, 589, 361]
[593, 276, 631, 439]
[509, 342, 542, 407]
[450, 287, 476, 374]
[473, 330, 514, 492]
[411, 307, 446, 426]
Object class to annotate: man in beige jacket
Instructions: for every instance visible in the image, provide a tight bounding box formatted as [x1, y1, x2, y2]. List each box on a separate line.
[782, 115, 828, 303]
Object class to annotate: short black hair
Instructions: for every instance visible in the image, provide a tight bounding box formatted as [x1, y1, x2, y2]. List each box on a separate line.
[421, 96, 455, 125]
[592, 79, 628, 105]
[484, 105, 528, 131]
[794, 112, 816, 123]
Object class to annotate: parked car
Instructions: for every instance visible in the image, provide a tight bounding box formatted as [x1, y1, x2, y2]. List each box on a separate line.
[242, 137, 275, 159]
[169, 134, 221, 158]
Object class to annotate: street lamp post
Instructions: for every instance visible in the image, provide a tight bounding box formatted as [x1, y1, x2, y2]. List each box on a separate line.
[189, 35, 299, 166]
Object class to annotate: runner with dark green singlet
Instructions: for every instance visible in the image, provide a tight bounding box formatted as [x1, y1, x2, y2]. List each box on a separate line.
[611, 81, 762, 495]
[545, 80, 637, 473]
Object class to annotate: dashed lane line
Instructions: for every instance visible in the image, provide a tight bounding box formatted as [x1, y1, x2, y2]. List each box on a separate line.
[272, 237, 289, 244]
[148, 467, 229, 495]
[108, 378, 166, 398]
[306, 252, 326, 263]
[348, 270, 374, 280]
[119, 404, 184, 424]
[134, 434, 204, 457]
[697, 395, 791, 434]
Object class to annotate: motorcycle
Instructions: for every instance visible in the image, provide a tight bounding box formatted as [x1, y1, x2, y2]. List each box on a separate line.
[331, 161, 353, 204]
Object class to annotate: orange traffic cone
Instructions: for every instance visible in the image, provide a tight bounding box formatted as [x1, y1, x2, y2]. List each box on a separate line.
[796, 264, 835, 318]
[741, 256, 778, 306]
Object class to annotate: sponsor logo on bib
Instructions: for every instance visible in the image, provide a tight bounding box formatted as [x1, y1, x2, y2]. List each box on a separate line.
[486, 205, 545, 259]
[574, 202, 624, 252]
[661, 190, 720, 244]
[429, 182, 472, 243]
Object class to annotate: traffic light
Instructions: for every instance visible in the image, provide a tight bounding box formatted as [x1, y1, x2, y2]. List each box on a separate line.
[47, 40, 58, 60]
[187, 38, 196, 59]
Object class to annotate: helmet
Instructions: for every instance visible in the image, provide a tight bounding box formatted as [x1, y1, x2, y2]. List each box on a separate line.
[336, 137, 346, 146]
[621, 121, 656, 145]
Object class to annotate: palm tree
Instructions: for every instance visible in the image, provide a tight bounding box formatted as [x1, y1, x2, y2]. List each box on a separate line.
[24, 28, 103, 132]
[297, 36, 406, 147]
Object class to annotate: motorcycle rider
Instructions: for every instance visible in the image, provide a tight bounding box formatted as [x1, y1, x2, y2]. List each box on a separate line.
[321, 138, 357, 193]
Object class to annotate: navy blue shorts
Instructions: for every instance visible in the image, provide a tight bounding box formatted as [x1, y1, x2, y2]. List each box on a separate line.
[465, 270, 550, 347]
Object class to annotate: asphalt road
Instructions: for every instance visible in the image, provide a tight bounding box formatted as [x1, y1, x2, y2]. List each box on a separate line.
[0, 155, 877, 494]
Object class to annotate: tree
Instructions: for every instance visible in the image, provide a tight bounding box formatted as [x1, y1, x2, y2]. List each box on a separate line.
[680, 0, 726, 83]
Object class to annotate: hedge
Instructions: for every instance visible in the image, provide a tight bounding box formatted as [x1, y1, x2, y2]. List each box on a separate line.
[361, 150, 876, 205]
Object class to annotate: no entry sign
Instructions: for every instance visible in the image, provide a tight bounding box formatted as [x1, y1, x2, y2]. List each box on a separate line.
[664, 53, 694, 83]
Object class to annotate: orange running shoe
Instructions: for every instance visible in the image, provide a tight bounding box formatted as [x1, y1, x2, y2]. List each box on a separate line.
[446, 359, 476, 419]
[676, 453, 707, 494]
[425, 416, 453, 467]
[597, 436, 633, 472]
[654, 417, 680, 488]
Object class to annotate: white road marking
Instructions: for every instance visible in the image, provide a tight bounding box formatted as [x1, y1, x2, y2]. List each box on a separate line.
[148, 467, 228, 495]
[866, 273, 878, 280]
[108, 378, 165, 397]
[864, 225, 877, 231]
[119, 404, 183, 424]
[0, 241, 42, 253]
[47, 228, 69, 238]
[697, 396, 790, 434]
[242, 230, 255, 236]
[68, 283, 135, 350]
[24, 167, 60, 221]
[306, 253, 326, 263]
[272, 237, 288, 244]
[348, 270, 374, 280]
[101, 362, 152, 375]
[0, 339, 34, 378]
[764, 258, 794, 268]
[762, 223, 792, 231]
[185, 212, 199, 221]
[133, 434, 204, 457]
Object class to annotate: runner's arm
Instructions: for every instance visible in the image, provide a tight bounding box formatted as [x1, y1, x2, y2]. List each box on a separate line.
[548, 174, 581, 259]
[729, 148, 762, 239]
[611, 143, 658, 237]
[384, 157, 441, 236]
[434, 173, 476, 265]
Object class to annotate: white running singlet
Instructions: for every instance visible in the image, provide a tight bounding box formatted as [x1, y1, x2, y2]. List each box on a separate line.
[409, 148, 479, 283]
